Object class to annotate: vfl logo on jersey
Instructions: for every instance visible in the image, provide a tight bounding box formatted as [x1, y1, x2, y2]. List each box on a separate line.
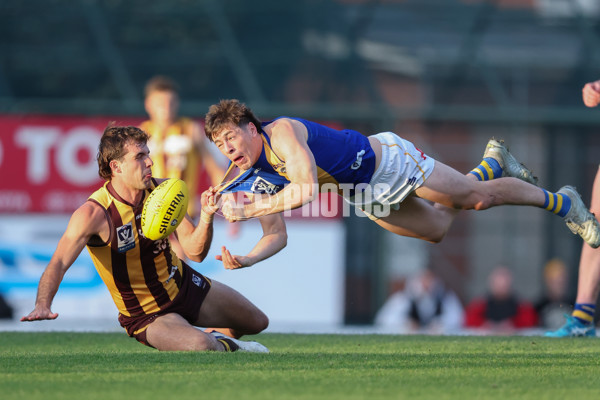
[251, 176, 279, 194]
[116, 222, 135, 253]
[351, 150, 366, 170]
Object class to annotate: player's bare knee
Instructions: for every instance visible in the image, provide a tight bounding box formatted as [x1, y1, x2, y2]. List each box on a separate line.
[419, 222, 448, 243]
[426, 228, 447, 244]
[257, 312, 269, 333]
[248, 311, 269, 334]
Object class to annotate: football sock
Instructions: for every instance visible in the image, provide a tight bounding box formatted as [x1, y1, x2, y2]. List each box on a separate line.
[469, 158, 503, 181]
[216, 337, 240, 352]
[572, 303, 595, 325]
[207, 329, 240, 352]
[541, 189, 571, 217]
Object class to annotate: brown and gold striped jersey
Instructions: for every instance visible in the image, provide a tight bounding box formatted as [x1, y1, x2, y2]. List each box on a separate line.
[86, 180, 183, 317]
[140, 117, 201, 216]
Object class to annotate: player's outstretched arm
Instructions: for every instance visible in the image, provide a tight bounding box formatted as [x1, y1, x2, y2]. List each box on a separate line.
[21, 202, 105, 322]
[583, 80, 600, 107]
[216, 213, 287, 270]
[223, 119, 318, 221]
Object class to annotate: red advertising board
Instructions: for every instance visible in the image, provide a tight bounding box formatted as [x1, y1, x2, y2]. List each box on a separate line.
[0, 114, 342, 218]
[0, 114, 213, 213]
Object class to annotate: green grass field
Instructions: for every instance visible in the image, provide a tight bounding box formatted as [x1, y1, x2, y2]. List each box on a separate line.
[2, 332, 600, 400]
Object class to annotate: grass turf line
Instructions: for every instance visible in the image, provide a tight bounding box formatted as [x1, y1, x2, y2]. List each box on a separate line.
[2, 332, 600, 400]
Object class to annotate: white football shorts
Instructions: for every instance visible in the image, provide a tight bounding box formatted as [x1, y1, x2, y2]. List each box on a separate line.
[349, 131, 435, 220]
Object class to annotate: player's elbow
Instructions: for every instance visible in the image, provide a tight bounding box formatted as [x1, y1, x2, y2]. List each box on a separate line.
[280, 231, 288, 249]
[186, 246, 210, 263]
[288, 182, 318, 208]
[297, 183, 318, 209]
[275, 222, 288, 249]
[307, 183, 319, 201]
[267, 230, 287, 253]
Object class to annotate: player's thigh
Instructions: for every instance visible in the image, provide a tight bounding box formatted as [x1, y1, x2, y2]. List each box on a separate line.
[145, 313, 215, 351]
[195, 280, 268, 333]
[372, 196, 456, 242]
[415, 161, 478, 208]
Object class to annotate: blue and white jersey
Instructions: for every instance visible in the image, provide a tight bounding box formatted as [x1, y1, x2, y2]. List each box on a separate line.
[218, 117, 376, 195]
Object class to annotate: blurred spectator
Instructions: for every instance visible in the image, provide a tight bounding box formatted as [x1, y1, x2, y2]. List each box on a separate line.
[140, 76, 238, 258]
[140, 75, 225, 218]
[535, 258, 574, 330]
[464, 266, 538, 333]
[375, 268, 464, 334]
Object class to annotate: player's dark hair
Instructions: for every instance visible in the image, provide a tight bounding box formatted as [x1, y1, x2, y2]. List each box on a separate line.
[204, 99, 262, 142]
[97, 124, 149, 181]
[144, 75, 179, 97]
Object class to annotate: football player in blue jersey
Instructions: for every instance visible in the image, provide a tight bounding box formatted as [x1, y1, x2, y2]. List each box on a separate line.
[203, 99, 600, 271]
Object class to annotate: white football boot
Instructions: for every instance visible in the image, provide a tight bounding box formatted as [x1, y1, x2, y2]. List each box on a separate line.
[483, 139, 538, 185]
[559, 185, 600, 249]
[210, 331, 270, 353]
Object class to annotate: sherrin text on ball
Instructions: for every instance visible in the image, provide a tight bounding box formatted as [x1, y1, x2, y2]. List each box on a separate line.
[141, 178, 189, 240]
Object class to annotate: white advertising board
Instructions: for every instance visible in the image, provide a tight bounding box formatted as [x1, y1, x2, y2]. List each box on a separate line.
[0, 215, 345, 332]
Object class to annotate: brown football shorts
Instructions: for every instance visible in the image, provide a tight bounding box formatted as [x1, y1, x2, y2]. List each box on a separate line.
[118, 263, 212, 348]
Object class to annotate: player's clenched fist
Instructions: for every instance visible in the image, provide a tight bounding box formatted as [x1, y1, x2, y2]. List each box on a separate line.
[582, 80, 600, 108]
[201, 186, 221, 215]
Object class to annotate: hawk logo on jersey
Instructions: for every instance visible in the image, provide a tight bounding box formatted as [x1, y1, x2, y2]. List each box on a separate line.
[351, 150, 366, 170]
[116, 223, 135, 253]
[251, 176, 280, 194]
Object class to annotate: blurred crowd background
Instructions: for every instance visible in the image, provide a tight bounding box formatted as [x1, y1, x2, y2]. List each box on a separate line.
[1, 0, 600, 333]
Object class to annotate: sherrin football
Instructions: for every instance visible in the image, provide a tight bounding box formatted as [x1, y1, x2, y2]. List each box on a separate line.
[142, 178, 189, 240]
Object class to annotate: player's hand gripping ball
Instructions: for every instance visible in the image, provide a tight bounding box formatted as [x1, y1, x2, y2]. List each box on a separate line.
[142, 178, 189, 240]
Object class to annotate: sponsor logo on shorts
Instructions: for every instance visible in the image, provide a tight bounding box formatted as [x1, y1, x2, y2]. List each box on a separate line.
[116, 223, 135, 252]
